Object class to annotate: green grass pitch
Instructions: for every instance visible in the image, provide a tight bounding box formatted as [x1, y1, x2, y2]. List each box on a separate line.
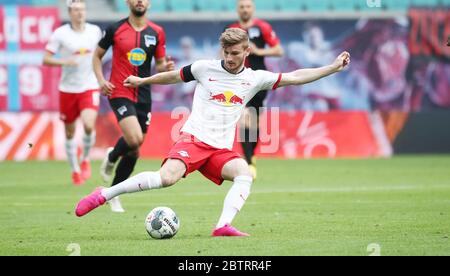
[0, 156, 449, 256]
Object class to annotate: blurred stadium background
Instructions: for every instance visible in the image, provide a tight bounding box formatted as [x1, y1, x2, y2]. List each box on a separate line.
[0, 0, 449, 256]
[0, 0, 449, 161]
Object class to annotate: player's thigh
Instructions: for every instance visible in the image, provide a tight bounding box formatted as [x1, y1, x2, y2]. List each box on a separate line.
[221, 158, 253, 181]
[110, 98, 144, 147]
[80, 108, 98, 133]
[160, 159, 187, 187]
[119, 116, 144, 148]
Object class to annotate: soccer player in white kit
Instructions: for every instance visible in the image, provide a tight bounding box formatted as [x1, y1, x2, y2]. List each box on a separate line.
[44, 0, 102, 185]
[75, 28, 350, 237]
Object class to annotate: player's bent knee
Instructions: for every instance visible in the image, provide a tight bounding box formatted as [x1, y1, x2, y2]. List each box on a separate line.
[160, 173, 179, 187]
[84, 125, 94, 135]
[66, 133, 75, 140]
[159, 160, 185, 187]
[125, 137, 143, 150]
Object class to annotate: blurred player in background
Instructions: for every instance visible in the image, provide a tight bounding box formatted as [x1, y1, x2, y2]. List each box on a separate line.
[226, 0, 284, 178]
[93, 0, 174, 213]
[75, 28, 350, 237]
[43, 0, 102, 186]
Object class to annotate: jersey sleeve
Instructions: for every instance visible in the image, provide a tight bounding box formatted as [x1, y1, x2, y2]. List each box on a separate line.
[155, 29, 167, 60]
[180, 64, 195, 83]
[45, 29, 61, 54]
[95, 25, 103, 44]
[255, 70, 282, 91]
[98, 24, 115, 50]
[261, 22, 280, 47]
[180, 60, 207, 83]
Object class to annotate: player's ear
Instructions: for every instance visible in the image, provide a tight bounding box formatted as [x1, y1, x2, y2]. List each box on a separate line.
[245, 45, 251, 57]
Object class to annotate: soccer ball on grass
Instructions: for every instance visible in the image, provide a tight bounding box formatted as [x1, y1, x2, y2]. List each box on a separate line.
[145, 207, 180, 239]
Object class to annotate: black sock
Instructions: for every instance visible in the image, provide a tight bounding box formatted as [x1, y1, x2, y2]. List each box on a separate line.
[111, 153, 139, 186]
[240, 127, 259, 165]
[109, 137, 131, 163]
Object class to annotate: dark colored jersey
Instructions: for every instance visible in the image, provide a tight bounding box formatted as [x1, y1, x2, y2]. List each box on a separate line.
[227, 18, 280, 70]
[99, 18, 166, 103]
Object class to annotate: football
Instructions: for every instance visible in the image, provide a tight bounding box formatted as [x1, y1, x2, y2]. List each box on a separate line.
[145, 207, 180, 239]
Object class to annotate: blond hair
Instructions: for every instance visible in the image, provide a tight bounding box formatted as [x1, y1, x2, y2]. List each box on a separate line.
[220, 28, 250, 49]
[67, 0, 85, 6]
[67, 0, 85, 10]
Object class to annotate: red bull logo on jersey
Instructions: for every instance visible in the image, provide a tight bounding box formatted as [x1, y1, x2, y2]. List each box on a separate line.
[209, 91, 244, 106]
[74, 48, 92, 56]
[127, 48, 147, 66]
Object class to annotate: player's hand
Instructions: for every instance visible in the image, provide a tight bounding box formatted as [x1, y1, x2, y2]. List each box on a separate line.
[332, 51, 351, 72]
[100, 80, 115, 96]
[249, 42, 261, 56]
[123, 75, 144, 88]
[63, 59, 78, 67]
[165, 56, 175, 71]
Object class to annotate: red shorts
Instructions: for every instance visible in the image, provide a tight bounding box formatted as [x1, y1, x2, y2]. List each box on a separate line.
[163, 134, 241, 185]
[59, 90, 100, 124]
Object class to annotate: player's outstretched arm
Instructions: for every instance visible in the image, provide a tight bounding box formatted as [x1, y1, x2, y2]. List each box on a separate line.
[123, 70, 183, 88]
[277, 51, 350, 88]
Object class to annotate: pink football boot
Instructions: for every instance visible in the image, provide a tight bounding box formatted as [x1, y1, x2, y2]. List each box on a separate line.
[212, 224, 250, 237]
[75, 187, 106, 217]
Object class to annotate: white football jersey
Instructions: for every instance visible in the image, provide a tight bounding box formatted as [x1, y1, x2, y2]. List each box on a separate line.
[46, 23, 102, 93]
[181, 60, 282, 150]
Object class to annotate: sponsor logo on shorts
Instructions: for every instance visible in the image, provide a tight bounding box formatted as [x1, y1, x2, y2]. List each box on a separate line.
[178, 151, 190, 158]
[117, 106, 128, 116]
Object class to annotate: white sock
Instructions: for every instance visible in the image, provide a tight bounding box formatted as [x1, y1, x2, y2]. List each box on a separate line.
[101, 172, 163, 201]
[65, 138, 80, 173]
[81, 132, 96, 162]
[216, 176, 252, 228]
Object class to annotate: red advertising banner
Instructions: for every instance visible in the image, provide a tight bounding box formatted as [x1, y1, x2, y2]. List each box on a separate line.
[0, 7, 5, 50]
[0, 66, 7, 110]
[0, 111, 390, 161]
[18, 7, 60, 50]
[252, 111, 388, 159]
[20, 65, 60, 111]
